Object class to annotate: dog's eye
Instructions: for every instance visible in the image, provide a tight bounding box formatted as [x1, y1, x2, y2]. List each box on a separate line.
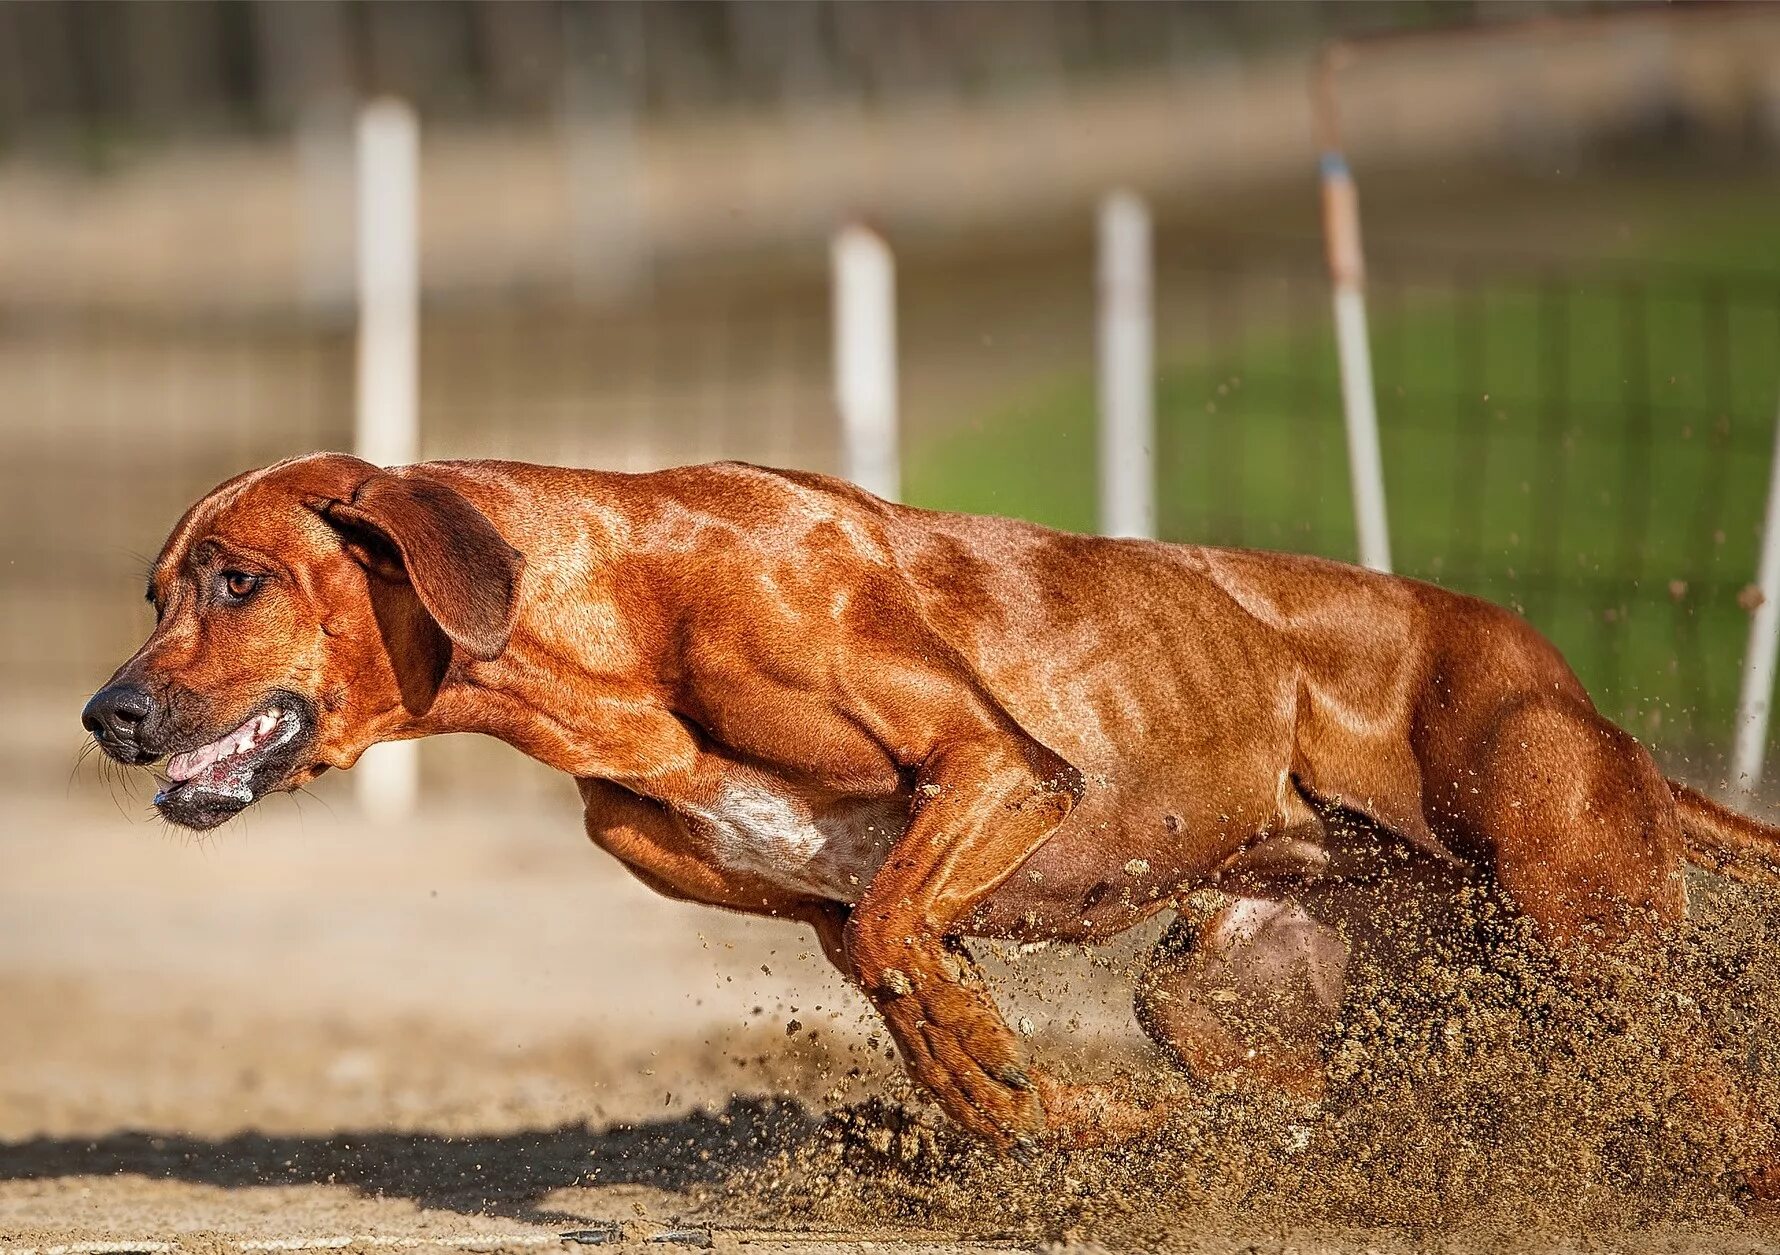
[219, 570, 262, 603]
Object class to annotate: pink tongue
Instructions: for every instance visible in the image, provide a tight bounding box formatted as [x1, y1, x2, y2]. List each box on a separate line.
[169, 737, 233, 783]
[190, 754, 255, 792]
[168, 715, 274, 785]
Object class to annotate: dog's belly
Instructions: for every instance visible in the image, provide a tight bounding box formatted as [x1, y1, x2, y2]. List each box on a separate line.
[682, 782, 909, 903]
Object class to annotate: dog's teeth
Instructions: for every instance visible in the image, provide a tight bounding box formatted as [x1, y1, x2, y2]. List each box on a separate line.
[166, 707, 290, 786]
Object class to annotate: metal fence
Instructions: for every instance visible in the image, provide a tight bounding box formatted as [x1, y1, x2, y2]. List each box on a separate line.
[0, 287, 840, 801]
[919, 240, 1780, 772]
[10, 208, 1780, 800]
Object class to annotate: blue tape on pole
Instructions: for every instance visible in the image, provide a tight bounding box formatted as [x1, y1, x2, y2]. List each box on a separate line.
[1320, 151, 1349, 180]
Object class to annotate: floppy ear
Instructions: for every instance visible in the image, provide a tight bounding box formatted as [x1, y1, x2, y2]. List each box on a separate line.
[308, 473, 525, 662]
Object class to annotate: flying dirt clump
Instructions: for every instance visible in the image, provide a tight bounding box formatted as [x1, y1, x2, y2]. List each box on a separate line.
[725, 875, 1780, 1247]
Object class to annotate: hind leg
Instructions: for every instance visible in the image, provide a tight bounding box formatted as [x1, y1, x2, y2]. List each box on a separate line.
[1134, 893, 1349, 1101]
[1475, 697, 1687, 961]
[1472, 697, 1779, 1193]
[1026, 893, 1346, 1146]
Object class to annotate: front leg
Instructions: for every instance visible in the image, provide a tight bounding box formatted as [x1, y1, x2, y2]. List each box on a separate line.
[844, 735, 1083, 1146]
[579, 776, 852, 958]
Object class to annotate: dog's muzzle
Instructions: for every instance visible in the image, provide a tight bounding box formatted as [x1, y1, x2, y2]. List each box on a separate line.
[83, 682, 320, 830]
[149, 694, 318, 830]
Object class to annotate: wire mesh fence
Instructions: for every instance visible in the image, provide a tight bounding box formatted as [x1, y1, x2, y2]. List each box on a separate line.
[0, 270, 845, 798]
[916, 242, 1780, 769]
[9, 215, 1780, 795]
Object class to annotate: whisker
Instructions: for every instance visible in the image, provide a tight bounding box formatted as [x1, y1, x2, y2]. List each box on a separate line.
[272, 789, 305, 827]
[97, 758, 129, 819]
[118, 547, 160, 588]
[67, 739, 99, 795]
[150, 810, 183, 845]
[289, 784, 337, 823]
[119, 759, 151, 800]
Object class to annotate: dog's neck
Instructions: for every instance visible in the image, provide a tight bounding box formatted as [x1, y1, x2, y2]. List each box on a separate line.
[386, 508, 681, 780]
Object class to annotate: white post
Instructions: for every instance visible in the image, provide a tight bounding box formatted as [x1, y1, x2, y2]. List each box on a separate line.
[1321, 152, 1392, 574]
[1731, 397, 1780, 806]
[354, 97, 421, 820]
[1097, 191, 1155, 539]
[831, 223, 899, 502]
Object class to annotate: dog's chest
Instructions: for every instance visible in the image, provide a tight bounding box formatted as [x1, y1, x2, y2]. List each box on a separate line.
[680, 781, 907, 903]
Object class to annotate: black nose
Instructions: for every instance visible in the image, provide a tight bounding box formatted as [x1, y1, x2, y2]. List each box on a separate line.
[82, 683, 156, 748]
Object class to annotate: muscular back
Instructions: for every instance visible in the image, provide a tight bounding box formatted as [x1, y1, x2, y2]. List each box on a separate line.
[442, 460, 1584, 932]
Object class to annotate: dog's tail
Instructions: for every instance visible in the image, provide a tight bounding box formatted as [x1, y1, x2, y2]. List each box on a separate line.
[1670, 779, 1780, 888]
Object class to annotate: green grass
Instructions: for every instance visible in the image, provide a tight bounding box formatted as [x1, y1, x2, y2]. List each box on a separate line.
[905, 201, 1780, 754]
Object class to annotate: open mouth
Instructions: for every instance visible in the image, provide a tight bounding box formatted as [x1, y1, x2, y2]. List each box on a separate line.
[154, 696, 314, 829]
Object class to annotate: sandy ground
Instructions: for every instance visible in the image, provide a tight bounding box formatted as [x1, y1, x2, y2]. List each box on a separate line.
[0, 784, 1131, 1251]
[11, 776, 1780, 1253]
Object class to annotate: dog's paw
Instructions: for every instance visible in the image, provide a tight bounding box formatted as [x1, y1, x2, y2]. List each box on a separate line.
[870, 960, 1044, 1147]
[1031, 1073, 1167, 1148]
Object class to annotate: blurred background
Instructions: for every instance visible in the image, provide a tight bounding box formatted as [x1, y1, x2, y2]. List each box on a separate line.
[8, 0, 1780, 810]
[9, 3, 1780, 1239]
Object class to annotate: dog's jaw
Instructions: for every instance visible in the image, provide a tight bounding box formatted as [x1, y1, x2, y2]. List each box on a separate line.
[152, 693, 319, 829]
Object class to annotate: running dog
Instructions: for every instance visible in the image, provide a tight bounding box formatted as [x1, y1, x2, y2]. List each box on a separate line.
[83, 453, 1780, 1159]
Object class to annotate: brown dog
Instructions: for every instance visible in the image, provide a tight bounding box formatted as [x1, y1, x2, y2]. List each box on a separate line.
[83, 452, 1780, 1155]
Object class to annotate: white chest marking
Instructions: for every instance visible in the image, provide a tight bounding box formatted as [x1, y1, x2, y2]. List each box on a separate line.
[684, 782, 906, 903]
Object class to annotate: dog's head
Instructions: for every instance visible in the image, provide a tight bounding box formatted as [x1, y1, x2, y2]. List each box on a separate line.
[82, 453, 524, 829]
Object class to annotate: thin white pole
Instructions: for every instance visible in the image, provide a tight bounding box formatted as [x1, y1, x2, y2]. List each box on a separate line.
[1731, 395, 1780, 805]
[1097, 190, 1155, 540]
[356, 98, 419, 469]
[354, 97, 421, 820]
[832, 223, 899, 501]
[1321, 152, 1392, 574]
